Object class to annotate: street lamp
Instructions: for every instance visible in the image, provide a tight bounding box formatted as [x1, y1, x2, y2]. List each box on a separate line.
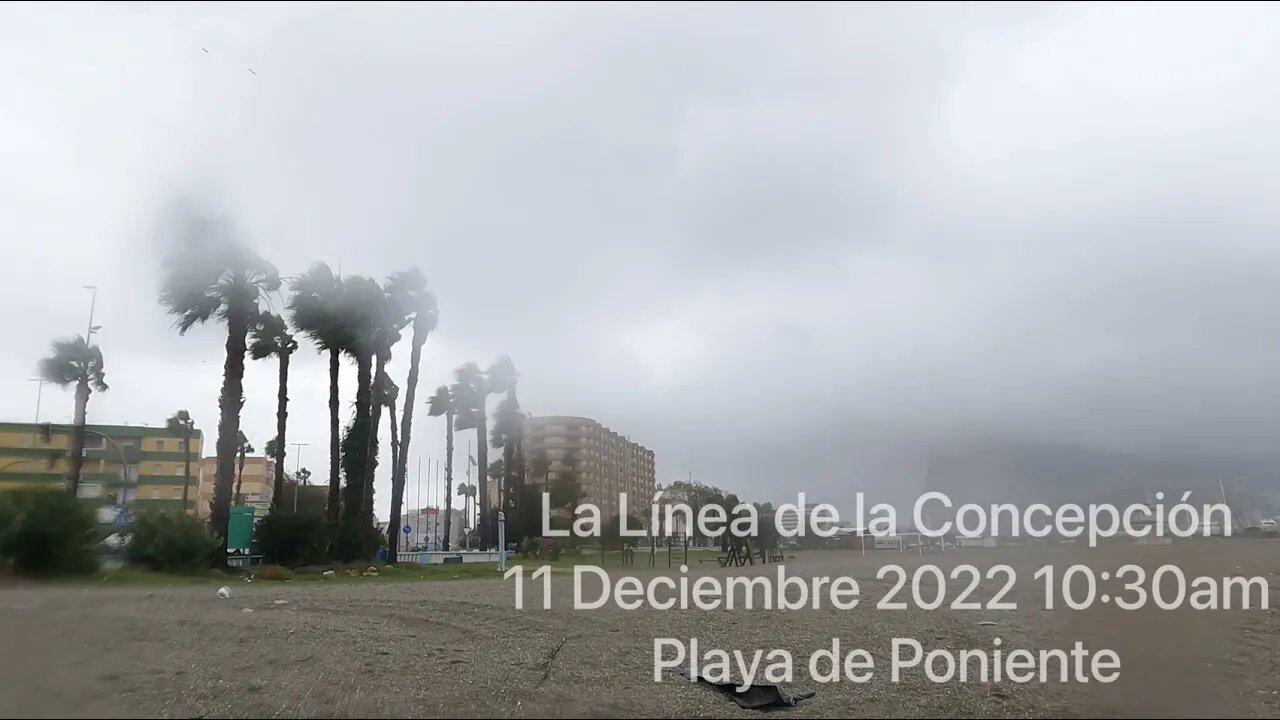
[290, 442, 309, 512]
[28, 378, 44, 425]
[83, 285, 101, 340]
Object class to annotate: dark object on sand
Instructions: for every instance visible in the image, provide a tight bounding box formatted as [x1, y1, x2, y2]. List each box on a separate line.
[681, 668, 816, 710]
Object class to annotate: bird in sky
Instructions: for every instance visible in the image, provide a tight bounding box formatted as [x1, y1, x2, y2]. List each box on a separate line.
[247, 68, 257, 76]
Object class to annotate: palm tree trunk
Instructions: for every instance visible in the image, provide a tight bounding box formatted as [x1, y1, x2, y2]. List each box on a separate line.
[236, 446, 246, 506]
[502, 440, 516, 544]
[270, 352, 289, 514]
[442, 410, 454, 551]
[67, 379, 90, 495]
[326, 347, 341, 550]
[212, 312, 250, 569]
[181, 430, 191, 512]
[391, 323, 427, 556]
[387, 397, 403, 560]
[360, 347, 388, 559]
[339, 349, 373, 561]
[514, 436, 526, 541]
[477, 414, 489, 549]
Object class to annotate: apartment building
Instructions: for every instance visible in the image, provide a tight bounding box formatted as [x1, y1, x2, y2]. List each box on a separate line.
[522, 415, 655, 519]
[197, 455, 276, 518]
[0, 420, 202, 513]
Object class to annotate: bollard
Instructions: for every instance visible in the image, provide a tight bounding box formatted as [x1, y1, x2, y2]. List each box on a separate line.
[497, 511, 507, 573]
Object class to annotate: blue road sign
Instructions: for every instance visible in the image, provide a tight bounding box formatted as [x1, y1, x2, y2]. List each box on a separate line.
[402, 524, 412, 535]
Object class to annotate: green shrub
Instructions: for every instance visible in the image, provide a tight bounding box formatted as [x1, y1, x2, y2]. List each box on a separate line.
[0, 489, 99, 576]
[256, 564, 293, 581]
[255, 512, 327, 567]
[126, 511, 218, 573]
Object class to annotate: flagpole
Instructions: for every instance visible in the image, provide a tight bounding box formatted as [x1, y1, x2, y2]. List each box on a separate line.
[466, 440, 473, 549]
[415, 458, 421, 549]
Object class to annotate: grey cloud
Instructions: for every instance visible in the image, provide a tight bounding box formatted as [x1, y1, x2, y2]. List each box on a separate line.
[4, 3, 1280, 519]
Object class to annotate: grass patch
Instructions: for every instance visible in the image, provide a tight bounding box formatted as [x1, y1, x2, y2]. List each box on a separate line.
[256, 564, 293, 581]
[38, 560, 505, 587]
[79, 566, 229, 586]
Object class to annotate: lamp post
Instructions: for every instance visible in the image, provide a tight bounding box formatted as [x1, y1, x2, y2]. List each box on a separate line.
[290, 442, 309, 512]
[83, 285, 101, 340]
[28, 378, 44, 427]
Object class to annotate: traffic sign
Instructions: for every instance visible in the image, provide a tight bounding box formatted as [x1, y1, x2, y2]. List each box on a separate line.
[114, 508, 132, 527]
[402, 524, 412, 535]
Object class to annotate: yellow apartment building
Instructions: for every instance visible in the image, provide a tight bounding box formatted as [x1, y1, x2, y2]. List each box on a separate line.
[520, 415, 656, 519]
[0, 420, 203, 513]
[197, 455, 276, 518]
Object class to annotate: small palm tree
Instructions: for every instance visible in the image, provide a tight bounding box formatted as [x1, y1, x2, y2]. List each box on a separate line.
[385, 268, 438, 559]
[250, 312, 297, 514]
[455, 481, 476, 543]
[529, 447, 551, 518]
[289, 263, 352, 545]
[452, 363, 491, 547]
[38, 336, 108, 495]
[234, 431, 253, 506]
[427, 385, 455, 550]
[160, 215, 279, 566]
[164, 410, 196, 511]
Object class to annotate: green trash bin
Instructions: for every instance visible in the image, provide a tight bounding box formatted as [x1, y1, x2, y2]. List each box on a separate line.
[228, 506, 255, 552]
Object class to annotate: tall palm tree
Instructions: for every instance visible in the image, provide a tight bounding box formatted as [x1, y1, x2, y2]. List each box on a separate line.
[490, 396, 524, 539]
[250, 312, 297, 514]
[486, 357, 522, 537]
[164, 410, 196, 512]
[234, 431, 253, 505]
[381, 373, 405, 557]
[38, 336, 108, 495]
[289, 263, 352, 548]
[359, 289, 405, 559]
[385, 268, 438, 560]
[160, 216, 279, 566]
[333, 275, 389, 560]
[451, 363, 491, 547]
[427, 385, 455, 550]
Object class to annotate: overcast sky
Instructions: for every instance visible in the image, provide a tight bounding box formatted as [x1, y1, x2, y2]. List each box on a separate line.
[4, 3, 1280, 517]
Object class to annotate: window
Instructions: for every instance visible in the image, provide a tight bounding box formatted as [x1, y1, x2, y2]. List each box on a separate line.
[172, 487, 183, 500]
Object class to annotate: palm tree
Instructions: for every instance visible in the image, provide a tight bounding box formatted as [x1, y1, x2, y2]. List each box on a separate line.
[452, 363, 491, 547]
[164, 410, 196, 511]
[490, 396, 525, 541]
[332, 275, 388, 560]
[427, 385, 455, 550]
[160, 216, 279, 566]
[234, 431, 254, 505]
[289, 263, 353, 548]
[456, 482, 476, 529]
[385, 268, 438, 560]
[38, 336, 108, 495]
[250, 312, 297, 514]
[381, 372, 407, 557]
[529, 448, 551, 490]
[382, 375, 401, 475]
[359, 287, 405, 559]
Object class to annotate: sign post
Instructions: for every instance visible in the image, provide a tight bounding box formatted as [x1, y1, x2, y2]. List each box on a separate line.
[497, 511, 506, 572]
